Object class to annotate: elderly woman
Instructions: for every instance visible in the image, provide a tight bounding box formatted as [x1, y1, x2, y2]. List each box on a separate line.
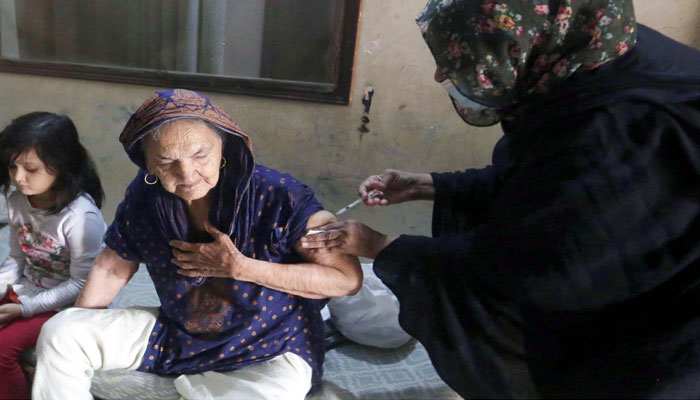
[32, 89, 361, 400]
[303, 0, 700, 398]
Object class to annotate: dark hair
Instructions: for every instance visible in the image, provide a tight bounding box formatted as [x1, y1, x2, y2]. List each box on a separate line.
[0, 112, 105, 213]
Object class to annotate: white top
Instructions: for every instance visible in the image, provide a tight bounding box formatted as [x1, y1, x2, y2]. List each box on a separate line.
[0, 191, 106, 317]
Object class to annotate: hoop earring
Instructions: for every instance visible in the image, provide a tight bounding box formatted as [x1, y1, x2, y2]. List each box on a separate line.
[144, 174, 158, 185]
[220, 157, 227, 169]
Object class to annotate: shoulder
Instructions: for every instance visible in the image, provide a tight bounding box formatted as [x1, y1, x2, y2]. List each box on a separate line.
[495, 98, 696, 221]
[248, 166, 324, 249]
[251, 165, 305, 187]
[123, 170, 155, 202]
[114, 170, 158, 214]
[578, 99, 697, 152]
[510, 97, 692, 163]
[6, 190, 27, 215]
[6, 191, 33, 223]
[65, 193, 103, 215]
[249, 165, 323, 219]
[250, 165, 312, 198]
[62, 194, 107, 232]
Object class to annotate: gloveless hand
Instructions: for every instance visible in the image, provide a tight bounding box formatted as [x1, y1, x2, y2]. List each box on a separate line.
[170, 221, 247, 279]
[359, 169, 435, 206]
[300, 219, 396, 259]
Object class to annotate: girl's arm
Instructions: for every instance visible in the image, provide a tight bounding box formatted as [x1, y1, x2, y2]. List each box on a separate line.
[17, 211, 107, 316]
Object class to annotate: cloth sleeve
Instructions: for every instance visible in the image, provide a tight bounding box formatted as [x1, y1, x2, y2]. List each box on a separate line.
[18, 210, 107, 316]
[372, 231, 519, 398]
[0, 223, 25, 285]
[431, 166, 496, 236]
[374, 233, 474, 294]
[430, 135, 509, 236]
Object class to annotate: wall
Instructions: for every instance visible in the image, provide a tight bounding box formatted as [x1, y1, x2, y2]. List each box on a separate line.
[0, 0, 698, 238]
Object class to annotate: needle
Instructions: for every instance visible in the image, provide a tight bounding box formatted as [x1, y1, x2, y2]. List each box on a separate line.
[335, 198, 362, 215]
[306, 199, 361, 236]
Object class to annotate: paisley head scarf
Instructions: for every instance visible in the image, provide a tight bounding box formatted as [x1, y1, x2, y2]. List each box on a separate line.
[119, 88, 252, 169]
[417, 0, 637, 126]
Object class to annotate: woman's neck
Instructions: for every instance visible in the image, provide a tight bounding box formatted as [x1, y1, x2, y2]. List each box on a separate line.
[186, 192, 213, 233]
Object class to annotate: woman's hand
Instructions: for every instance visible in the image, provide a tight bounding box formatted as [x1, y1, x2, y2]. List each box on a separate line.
[0, 303, 22, 324]
[300, 219, 396, 259]
[170, 221, 248, 279]
[359, 169, 435, 206]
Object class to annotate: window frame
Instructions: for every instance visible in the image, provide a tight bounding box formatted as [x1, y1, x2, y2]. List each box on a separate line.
[0, 0, 361, 105]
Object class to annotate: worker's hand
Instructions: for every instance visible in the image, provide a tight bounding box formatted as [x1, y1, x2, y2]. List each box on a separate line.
[359, 169, 435, 206]
[300, 220, 396, 259]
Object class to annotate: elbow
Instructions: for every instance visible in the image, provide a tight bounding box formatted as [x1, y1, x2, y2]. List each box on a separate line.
[346, 284, 361, 297]
[339, 280, 362, 297]
[346, 273, 362, 296]
[340, 260, 363, 296]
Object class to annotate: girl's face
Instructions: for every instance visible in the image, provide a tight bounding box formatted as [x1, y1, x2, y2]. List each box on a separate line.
[9, 148, 57, 197]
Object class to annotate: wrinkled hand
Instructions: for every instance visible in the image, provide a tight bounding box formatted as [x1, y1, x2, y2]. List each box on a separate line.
[300, 220, 395, 259]
[170, 221, 247, 279]
[0, 303, 21, 324]
[359, 169, 434, 206]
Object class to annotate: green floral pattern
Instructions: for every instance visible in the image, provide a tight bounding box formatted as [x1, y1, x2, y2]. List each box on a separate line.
[417, 0, 636, 107]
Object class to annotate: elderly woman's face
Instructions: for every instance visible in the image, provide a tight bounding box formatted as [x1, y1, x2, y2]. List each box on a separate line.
[142, 119, 223, 202]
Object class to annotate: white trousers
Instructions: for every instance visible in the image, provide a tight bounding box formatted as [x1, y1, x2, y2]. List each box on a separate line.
[33, 307, 313, 400]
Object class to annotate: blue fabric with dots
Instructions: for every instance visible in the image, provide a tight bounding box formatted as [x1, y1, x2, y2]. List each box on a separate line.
[105, 165, 326, 382]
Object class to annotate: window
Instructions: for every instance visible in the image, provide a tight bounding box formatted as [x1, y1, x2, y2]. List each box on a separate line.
[0, 0, 361, 104]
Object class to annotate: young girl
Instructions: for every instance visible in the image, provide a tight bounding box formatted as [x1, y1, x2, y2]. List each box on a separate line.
[0, 112, 106, 399]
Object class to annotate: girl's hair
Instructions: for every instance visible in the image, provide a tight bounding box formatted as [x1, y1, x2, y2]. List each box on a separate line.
[0, 112, 105, 213]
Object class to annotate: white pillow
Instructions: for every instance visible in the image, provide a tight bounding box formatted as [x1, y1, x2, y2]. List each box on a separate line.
[327, 263, 411, 349]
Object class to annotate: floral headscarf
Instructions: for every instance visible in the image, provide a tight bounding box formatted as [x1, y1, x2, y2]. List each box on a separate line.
[418, 0, 637, 125]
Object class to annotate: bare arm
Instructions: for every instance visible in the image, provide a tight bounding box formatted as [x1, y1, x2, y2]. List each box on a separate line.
[240, 211, 362, 299]
[75, 246, 139, 308]
[172, 211, 363, 299]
